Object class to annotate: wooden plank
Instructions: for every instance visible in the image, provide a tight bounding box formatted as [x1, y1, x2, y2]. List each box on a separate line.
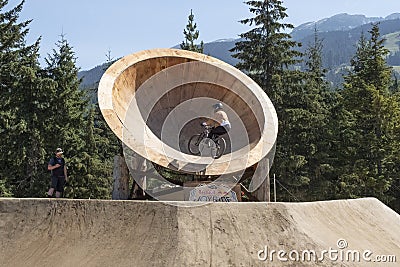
[112, 155, 130, 200]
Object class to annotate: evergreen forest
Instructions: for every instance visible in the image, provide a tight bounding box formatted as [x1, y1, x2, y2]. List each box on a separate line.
[0, 0, 399, 213]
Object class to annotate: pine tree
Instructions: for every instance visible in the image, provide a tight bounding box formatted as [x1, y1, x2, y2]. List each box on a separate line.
[44, 34, 88, 146]
[180, 9, 204, 53]
[231, 0, 312, 201]
[305, 26, 326, 80]
[44, 36, 118, 199]
[0, 2, 120, 199]
[390, 73, 399, 93]
[0, 0, 56, 196]
[230, 0, 302, 103]
[44, 35, 89, 196]
[0, 0, 25, 195]
[298, 28, 336, 201]
[66, 107, 115, 199]
[339, 23, 400, 205]
[272, 70, 313, 201]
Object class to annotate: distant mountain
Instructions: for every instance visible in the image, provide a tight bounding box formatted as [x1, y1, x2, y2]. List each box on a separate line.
[172, 38, 239, 66]
[78, 64, 105, 89]
[78, 41, 240, 92]
[296, 18, 400, 85]
[203, 39, 239, 66]
[78, 13, 400, 92]
[291, 13, 400, 40]
[385, 13, 400, 20]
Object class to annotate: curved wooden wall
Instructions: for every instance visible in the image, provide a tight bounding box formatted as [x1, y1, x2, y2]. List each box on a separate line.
[98, 49, 278, 175]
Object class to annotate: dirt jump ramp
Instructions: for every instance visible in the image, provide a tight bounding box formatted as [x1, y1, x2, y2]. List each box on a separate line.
[0, 197, 399, 266]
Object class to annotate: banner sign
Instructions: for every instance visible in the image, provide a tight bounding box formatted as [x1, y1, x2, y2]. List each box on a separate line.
[189, 183, 238, 202]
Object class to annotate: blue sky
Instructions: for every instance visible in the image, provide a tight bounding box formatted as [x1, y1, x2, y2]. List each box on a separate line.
[7, 0, 400, 70]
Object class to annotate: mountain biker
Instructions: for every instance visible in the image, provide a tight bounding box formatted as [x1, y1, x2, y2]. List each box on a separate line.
[202, 102, 231, 139]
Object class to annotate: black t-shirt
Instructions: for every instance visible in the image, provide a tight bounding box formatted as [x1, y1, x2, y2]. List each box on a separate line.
[49, 156, 65, 177]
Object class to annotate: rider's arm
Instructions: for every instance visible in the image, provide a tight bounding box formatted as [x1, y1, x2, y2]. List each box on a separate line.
[47, 158, 60, 170]
[48, 164, 57, 171]
[204, 118, 217, 127]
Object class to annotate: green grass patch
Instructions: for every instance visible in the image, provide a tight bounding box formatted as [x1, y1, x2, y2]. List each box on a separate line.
[383, 31, 400, 54]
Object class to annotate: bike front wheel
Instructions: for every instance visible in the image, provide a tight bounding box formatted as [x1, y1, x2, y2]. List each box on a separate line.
[213, 137, 226, 159]
[188, 134, 202, 155]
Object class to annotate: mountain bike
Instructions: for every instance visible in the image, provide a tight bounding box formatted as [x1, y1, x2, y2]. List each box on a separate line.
[188, 125, 226, 159]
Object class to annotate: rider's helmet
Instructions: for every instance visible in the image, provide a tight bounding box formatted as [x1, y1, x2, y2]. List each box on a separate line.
[213, 102, 223, 112]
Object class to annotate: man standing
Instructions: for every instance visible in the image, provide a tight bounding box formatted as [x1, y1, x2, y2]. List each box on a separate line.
[47, 148, 68, 198]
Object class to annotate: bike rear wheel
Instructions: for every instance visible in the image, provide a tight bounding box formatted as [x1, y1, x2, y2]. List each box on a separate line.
[188, 134, 202, 155]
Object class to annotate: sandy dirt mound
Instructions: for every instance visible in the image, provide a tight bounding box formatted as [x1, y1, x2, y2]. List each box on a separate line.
[0, 198, 399, 266]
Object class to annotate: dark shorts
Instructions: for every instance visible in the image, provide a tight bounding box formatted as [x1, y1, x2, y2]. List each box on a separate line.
[51, 176, 65, 192]
[208, 125, 231, 139]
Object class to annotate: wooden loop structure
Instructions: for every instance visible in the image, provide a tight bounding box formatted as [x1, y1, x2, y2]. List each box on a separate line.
[98, 48, 278, 178]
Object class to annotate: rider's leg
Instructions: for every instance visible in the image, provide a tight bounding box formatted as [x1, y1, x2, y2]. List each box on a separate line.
[47, 175, 58, 197]
[54, 176, 65, 198]
[47, 188, 54, 197]
[209, 126, 227, 139]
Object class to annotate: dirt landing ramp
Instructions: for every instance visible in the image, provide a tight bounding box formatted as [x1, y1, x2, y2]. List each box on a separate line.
[0, 198, 399, 266]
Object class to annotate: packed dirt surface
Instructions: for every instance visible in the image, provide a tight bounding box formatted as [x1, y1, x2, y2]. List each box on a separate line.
[0, 197, 399, 266]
